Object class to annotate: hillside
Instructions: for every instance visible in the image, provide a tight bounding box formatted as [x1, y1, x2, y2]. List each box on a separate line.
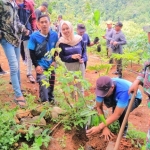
[48, 0, 150, 24]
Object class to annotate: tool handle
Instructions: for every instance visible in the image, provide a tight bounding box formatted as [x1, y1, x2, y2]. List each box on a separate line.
[114, 93, 136, 150]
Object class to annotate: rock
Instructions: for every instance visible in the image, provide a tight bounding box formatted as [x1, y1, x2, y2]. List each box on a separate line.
[16, 109, 31, 119]
[34, 128, 43, 137]
[31, 105, 44, 116]
[14, 116, 20, 124]
[20, 116, 46, 126]
[51, 111, 58, 119]
[84, 144, 95, 150]
[52, 106, 65, 115]
[51, 106, 65, 119]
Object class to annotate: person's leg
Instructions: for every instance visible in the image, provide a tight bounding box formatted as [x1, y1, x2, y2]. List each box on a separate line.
[84, 61, 87, 69]
[117, 58, 122, 78]
[118, 98, 142, 136]
[20, 41, 25, 61]
[0, 39, 25, 106]
[37, 73, 49, 102]
[48, 71, 55, 101]
[23, 40, 35, 83]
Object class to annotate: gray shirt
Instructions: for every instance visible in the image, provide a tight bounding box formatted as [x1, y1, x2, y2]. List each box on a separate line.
[110, 30, 127, 53]
[105, 28, 114, 48]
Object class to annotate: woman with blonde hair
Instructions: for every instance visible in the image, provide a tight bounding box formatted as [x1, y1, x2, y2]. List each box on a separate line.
[57, 21, 86, 95]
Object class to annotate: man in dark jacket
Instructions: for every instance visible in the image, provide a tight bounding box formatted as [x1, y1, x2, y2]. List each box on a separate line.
[16, 0, 37, 83]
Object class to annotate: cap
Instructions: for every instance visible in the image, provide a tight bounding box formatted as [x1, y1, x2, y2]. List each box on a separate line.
[115, 22, 123, 27]
[41, 2, 48, 8]
[106, 20, 113, 24]
[77, 24, 86, 32]
[96, 76, 113, 97]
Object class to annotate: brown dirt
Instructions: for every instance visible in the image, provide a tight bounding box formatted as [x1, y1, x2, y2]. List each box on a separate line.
[0, 46, 148, 150]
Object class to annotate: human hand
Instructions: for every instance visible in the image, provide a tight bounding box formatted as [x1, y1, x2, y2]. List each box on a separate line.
[72, 54, 81, 60]
[110, 41, 113, 44]
[86, 126, 101, 137]
[100, 127, 114, 141]
[128, 79, 140, 94]
[35, 66, 43, 74]
[113, 41, 118, 46]
[79, 58, 84, 64]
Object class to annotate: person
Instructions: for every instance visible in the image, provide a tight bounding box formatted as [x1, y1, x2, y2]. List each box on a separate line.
[128, 61, 150, 149]
[28, 14, 58, 102]
[110, 22, 127, 78]
[102, 20, 114, 57]
[35, 2, 49, 20]
[0, 0, 29, 108]
[57, 21, 86, 95]
[57, 15, 63, 38]
[77, 24, 99, 68]
[86, 76, 142, 140]
[16, 0, 37, 83]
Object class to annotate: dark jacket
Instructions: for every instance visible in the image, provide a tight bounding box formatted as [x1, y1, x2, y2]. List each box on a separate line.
[0, 0, 25, 47]
[16, 0, 36, 41]
[59, 41, 87, 63]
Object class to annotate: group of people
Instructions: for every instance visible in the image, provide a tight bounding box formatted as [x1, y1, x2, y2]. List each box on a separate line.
[0, 0, 150, 145]
[0, 0, 98, 107]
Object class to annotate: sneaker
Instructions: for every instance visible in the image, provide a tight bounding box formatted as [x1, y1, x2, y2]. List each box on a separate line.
[27, 74, 35, 83]
[0, 70, 6, 75]
[112, 71, 119, 75]
[0, 66, 6, 75]
[118, 74, 122, 78]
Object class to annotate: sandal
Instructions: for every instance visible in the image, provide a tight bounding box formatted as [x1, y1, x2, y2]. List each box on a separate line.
[13, 99, 27, 109]
[27, 74, 35, 83]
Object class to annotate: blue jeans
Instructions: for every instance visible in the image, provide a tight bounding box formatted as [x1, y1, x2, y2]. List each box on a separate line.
[0, 38, 22, 98]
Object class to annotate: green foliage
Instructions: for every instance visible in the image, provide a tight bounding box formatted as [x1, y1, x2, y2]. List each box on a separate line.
[0, 108, 21, 150]
[20, 127, 51, 150]
[126, 124, 146, 149]
[93, 10, 101, 26]
[88, 64, 112, 76]
[108, 121, 120, 134]
[57, 135, 66, 149]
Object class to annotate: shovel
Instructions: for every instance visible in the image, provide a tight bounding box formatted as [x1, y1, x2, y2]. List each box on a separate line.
[106, 93, 136, 150]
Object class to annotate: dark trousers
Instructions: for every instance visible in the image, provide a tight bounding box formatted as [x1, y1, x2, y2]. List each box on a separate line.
[37, 71, 55, 102]
[84, 61, 87, 69]
[20, 42, 25, 61]
[112, 98, 141, 131]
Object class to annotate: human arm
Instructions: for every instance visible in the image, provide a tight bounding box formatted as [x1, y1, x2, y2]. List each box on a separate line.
[117, 33, 127, 45]
[86, 106, 125, 136]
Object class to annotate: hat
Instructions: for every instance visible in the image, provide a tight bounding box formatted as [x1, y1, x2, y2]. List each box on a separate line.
[106, 20, 113, 24]
[77, 24, 86, 32]
[41, 2, 48, 8]
[115, 22, 123, 27]
[96, 76, 113, 97]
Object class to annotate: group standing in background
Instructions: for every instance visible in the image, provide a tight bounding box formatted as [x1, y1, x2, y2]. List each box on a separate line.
[103, 21, 127, 78]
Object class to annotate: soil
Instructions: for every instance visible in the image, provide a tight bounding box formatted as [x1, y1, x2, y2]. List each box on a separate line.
[0, 46, 149, 150]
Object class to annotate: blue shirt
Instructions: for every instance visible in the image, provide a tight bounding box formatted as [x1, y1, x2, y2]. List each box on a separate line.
[96, 78, 142, 108]
[28, 30, 58, 69]
[82, 33, 90, 62]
